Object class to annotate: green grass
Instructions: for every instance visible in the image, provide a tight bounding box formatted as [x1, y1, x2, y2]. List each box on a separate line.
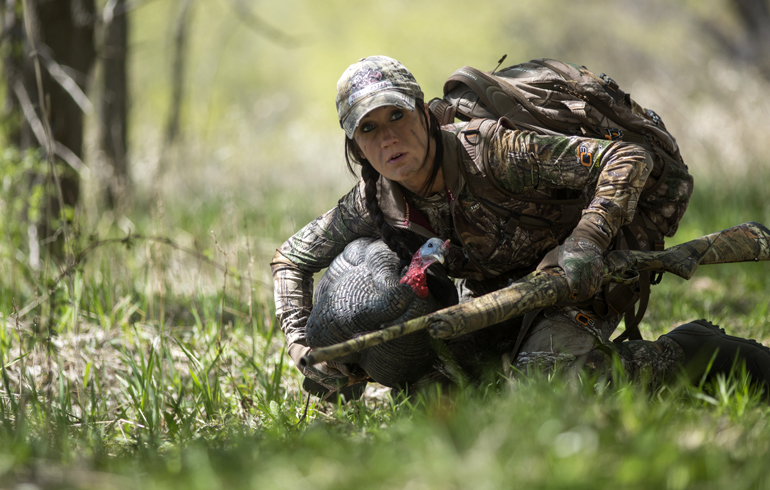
[3, 1, 770, 487]
[1, 171, 770, 489]
[3, 134, 770, 490]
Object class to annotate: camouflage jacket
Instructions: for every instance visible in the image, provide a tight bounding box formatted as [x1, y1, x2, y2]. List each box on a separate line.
[271, 119, 654, 384]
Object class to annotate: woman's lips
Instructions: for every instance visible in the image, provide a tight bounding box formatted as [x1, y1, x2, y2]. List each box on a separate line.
[387, 153, 406, 164]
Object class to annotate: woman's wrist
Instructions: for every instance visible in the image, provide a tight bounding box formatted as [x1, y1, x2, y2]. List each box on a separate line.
[570, 214, 613, 250]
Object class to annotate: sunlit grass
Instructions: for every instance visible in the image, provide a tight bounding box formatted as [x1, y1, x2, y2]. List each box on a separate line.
[2, 1, 770, 487]
[2, 164, 770, 488]
[4, 115, 770, 489]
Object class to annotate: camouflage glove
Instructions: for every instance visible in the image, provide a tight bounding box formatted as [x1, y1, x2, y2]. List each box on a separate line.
[557, 237, 604, 301]
[557, 216, 612, 301]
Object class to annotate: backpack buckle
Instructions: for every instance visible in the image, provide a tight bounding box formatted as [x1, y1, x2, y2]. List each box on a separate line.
[599, 73, 619, 92]
[462, 129, 481, 145]
[645, 109, 663, 127]
[603, 128, 624, 141]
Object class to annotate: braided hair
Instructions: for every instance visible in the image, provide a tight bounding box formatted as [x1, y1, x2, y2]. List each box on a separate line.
[344, 100, 444, 264]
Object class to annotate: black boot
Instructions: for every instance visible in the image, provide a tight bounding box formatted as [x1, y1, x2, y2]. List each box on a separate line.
[662, 319, 770, 391]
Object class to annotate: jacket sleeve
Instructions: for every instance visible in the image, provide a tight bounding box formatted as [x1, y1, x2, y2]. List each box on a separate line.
[487, 129, 653, 246]
[270, 182, 378, 385]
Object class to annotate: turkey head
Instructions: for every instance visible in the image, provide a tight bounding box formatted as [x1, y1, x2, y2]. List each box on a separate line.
[306, 237, 456, 388]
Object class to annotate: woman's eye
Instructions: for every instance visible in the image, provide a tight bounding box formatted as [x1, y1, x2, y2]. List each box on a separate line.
[391, 110, 403, 121]
[360, 123, 375, 133]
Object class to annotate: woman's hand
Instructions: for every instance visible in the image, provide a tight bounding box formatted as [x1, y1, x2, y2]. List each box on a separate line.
[287, 342, 369, 386]
[557, 236, 604, 301]
[287, 342, 347, 378]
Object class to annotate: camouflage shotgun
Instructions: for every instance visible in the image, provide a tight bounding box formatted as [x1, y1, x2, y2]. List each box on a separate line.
[300, 221, 770, 368]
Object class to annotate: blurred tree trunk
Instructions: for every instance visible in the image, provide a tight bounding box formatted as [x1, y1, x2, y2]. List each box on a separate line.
[701, 0, 770, 80]
[164, 0, 194, 149]
[99, 0, 129, 210]
[731, 0, 770, 78]
[1, 0, 96, 255]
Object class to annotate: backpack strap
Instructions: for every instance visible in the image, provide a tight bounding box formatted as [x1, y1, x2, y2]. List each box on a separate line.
[428, 97, 457, 126]
[638, 148, 672, 198]
[608, 225, 648, 342]
[604, 216, 666, 343]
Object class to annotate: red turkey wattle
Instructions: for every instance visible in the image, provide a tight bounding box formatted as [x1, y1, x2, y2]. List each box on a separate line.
[400, 239, 451, 299]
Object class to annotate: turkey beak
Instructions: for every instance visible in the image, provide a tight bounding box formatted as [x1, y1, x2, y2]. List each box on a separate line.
[424, 239, 450, 265]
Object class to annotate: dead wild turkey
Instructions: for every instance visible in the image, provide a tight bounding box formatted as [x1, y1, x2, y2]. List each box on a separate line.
[306, 237, 457, 388]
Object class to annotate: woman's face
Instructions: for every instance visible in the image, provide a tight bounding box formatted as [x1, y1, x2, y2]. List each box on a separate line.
[353, 104, 437, 195]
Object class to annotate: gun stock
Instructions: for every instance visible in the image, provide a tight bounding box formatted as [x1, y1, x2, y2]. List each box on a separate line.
[301, 222, 770, 367]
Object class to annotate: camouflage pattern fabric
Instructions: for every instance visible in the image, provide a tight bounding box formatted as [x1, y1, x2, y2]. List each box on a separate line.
[272, 121, 658, 389]
[614, 336, 687, 391]
[271, 188, 380, 388]
[487, 126, 649, 238]
[437, 120, 652, 280]
[433, 58, 694, 240]
[508, 305, 686, 390]
[272, 184, 378, 347]
[401, 187, 454, 241]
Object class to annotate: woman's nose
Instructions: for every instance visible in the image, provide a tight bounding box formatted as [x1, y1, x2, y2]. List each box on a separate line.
[379, 124, 398, 147]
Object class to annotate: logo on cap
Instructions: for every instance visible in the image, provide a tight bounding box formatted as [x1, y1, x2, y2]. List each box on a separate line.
[347, 69, 393, 106]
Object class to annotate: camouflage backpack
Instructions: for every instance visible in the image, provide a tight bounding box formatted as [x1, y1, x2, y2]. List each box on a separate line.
[429, 57, 693, 239]
[429, 58, 695, 340]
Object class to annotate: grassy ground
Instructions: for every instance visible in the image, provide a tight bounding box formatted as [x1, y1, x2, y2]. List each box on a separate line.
[0, 171, 769, 489]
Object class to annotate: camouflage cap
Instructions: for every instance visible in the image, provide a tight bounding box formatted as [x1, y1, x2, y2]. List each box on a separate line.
[336, 56, 424, 139]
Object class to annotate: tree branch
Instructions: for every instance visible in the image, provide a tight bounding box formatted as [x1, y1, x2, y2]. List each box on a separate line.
[103, 0, 160, 21]
[12, 80, 88, 176]
[37, 44, 94, 114]
[163, 0, 194, 147]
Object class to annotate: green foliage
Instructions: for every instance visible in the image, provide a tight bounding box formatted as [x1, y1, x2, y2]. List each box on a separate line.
[1, 0, 770, 488]
[0, 146, 77, 301]
[0, 173, 769, 488]
[0, 147, 46, 245]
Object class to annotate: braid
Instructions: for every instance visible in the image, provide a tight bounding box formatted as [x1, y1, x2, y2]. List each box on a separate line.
[360, 161, 413, 263]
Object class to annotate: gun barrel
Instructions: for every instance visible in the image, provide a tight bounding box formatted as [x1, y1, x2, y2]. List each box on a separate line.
[299, 315, 434, 368]
[604, 221, 770, 281]
[301, 222, 770, 367]
[301, 269, 570, 366]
